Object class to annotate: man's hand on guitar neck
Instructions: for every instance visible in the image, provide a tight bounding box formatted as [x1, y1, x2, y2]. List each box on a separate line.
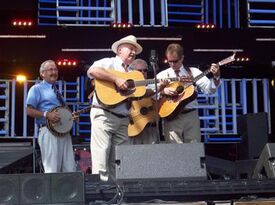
[210, 63, 220, 79]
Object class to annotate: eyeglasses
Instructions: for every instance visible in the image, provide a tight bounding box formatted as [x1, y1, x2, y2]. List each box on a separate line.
[137, 69, 148, 73]
[167, 59, 180, 64]
[43, 68, 58, 72]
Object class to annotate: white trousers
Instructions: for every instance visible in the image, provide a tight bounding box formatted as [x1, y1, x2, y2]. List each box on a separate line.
[38, 127, 76, 173]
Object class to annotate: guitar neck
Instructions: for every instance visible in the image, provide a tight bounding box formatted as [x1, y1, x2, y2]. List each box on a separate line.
[135, 77, 181, 86]
[192, 69, 211, 84]
[187, 53, 236, 86]
[135, 78, 159, 86]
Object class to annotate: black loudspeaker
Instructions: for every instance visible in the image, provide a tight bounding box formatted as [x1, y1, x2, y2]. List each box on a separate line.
[115, 143, 206, 181]
[51, 172, 85, 203]
[20, 173, 51, 204]
[237, 112, 268, 160]
[0, 174, 20, 204]
[0, 172, 84, 205]
[252, 143, 275, 179]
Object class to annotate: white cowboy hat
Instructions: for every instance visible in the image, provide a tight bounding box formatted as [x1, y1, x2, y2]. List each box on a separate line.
[111, 35, 143, 55]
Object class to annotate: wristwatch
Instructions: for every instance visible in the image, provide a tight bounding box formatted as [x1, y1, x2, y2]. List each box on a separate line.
[214, 76, 220, 81]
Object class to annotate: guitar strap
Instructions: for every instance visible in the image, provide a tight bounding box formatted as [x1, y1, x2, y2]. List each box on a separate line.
[185, 66, 193, 79]
[185, 66, 198, 91]
[87, 79, 95, 100]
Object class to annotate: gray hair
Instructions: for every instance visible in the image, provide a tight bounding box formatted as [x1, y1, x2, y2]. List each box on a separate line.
[39, 60, 56, 74]
[129, 59, 148, 70]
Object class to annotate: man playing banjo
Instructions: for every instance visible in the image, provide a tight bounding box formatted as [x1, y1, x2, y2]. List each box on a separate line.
[26, 60, 76, 173]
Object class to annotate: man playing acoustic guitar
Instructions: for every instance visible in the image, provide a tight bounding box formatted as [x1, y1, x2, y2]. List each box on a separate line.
[26, 60, 76, 173]
[128, 59, 159, 144]
[157, 43, 221, 144]
[87, 35, 143, 181]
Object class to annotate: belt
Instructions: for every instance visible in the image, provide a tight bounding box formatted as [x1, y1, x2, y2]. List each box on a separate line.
[181, 108, 196, 114]
[92, 105, 128, 118]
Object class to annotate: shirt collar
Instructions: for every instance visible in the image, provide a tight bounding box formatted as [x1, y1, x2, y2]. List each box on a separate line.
[42, 80, 54, 88]
[115, 55, 129, 71]
[115, 56, 124, 66]
[168, 65, 184, 73]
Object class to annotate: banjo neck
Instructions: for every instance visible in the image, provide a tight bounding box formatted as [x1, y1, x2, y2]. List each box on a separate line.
[73, 105, 92, 117]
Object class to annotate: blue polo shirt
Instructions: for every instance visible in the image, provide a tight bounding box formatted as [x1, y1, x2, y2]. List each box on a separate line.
[26, 80, 61, 125]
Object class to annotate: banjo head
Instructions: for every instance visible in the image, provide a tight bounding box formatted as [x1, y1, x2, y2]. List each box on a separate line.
[47, 106, 73, 137]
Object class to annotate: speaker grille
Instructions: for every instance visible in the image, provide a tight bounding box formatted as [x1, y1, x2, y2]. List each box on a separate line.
[0, 172, 84, 204]
[51, 172, 85, 203]
[20, 174, 51, 204]
[0, 175, 19, 204]
[116, 143, 206, 181]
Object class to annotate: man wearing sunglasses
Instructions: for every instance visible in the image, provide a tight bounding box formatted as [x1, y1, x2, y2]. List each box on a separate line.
[157, 43, 221, 144]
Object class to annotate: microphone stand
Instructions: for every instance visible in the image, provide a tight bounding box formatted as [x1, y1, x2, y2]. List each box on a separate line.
[150, 58, 161, 144]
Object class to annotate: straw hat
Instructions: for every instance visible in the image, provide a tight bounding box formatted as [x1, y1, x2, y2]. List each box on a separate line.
[111, 35, 143, 55]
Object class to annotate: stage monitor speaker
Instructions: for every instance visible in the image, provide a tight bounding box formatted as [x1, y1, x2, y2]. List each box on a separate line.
[237, 112, 268, 160]
[0, 174, 20, 205]
[252, 143, 275, 179]
[115, 143, 206, 181]
[51, 172, 85, 204]
[0, 172, 84, 205]
[20, 173, 51, 204]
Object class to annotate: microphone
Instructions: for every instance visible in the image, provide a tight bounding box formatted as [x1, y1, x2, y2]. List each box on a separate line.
[149, 49, 158, 64]
[148, 49, 161, 143]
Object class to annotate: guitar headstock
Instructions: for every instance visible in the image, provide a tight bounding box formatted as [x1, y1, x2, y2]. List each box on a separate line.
[218, 52, 236, 66]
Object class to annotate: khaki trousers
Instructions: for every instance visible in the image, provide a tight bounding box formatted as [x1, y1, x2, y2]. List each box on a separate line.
[163, 110, 201, 143]
[90, 108, 129, 181]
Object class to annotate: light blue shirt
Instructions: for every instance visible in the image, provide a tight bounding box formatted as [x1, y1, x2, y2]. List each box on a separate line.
[26, 80, 61, 125]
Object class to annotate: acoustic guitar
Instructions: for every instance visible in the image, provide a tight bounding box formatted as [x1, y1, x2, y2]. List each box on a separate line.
[95, 69, 190, 107]
[95, 70, 146, 107]
[159, 53, 236, 120]
[128, 98, 156, 137]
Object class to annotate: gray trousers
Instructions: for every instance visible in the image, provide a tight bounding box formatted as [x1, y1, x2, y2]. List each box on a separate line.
[130, 125, 158, 144]
[163, 110, 201, 143]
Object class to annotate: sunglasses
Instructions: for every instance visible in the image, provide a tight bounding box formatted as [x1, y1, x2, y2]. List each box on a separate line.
[167, 59, 180, 64]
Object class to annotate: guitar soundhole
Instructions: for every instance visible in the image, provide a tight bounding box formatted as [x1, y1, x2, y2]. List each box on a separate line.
[140, 107, 148, 115]
[119, 79, 136, 96]
[176, 86, 184, 94]
[127, 79, 135, 89]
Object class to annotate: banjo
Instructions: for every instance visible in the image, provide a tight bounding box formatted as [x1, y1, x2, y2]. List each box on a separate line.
[46, 105, 92, 137]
